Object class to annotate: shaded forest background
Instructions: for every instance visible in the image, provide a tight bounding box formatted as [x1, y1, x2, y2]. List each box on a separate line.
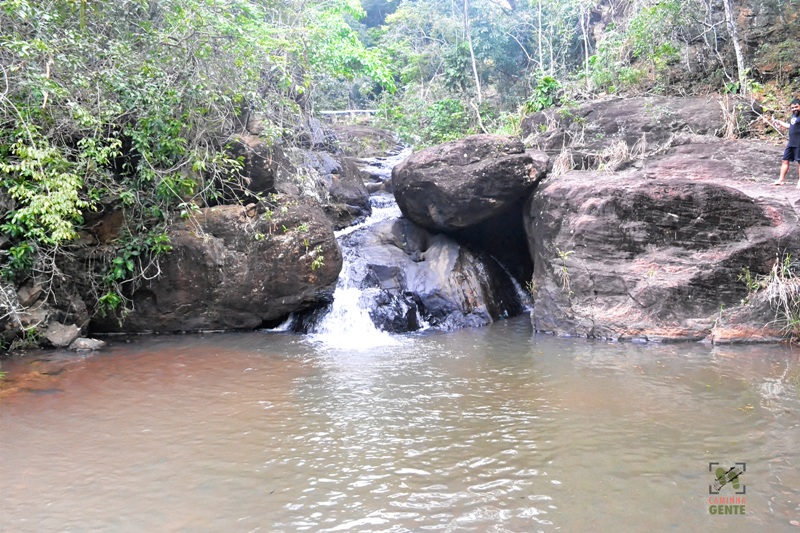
[0, 0, 799, 347]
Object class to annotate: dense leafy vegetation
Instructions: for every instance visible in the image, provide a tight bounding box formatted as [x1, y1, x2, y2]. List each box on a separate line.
[335, 0, 799, 145]
[0, 0, 393, 327]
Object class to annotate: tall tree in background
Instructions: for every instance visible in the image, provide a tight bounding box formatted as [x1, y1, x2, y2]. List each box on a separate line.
[721, 0, 748, 95]
[464, 0, 483, 104]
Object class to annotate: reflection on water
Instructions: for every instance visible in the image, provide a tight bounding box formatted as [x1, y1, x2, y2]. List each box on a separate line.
[1, 317, 799, 532]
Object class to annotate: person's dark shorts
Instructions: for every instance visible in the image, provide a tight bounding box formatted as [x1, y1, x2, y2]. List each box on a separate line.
[783, 145, 799, 162]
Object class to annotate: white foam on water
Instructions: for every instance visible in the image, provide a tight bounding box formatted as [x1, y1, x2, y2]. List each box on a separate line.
[308, 287, 400, 350]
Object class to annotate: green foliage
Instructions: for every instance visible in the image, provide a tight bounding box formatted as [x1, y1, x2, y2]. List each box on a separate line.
[587, 0, 685, 94]
[8, 327, 40, 351]
[310, 246, 326, 271]
[0, 0, 390, 327]
[97, 229, 173, 318]
[307, 0, 396, 92]
[524, 76, 561, 113]
[627, 0, 683, 73]
[444, 43, 473, 94]
[0, 126, 90, 246]
[588, 28, 647, 93]
[424, 99, 472, 144]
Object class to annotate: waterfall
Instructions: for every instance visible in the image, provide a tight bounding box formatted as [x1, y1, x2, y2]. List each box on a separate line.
[306, 144, 527, 348]
[308, 149, 411, 349]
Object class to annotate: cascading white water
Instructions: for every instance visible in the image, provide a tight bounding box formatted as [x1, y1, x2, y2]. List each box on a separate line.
[308, 149, 411, 349]
[308, 145, 528, 348]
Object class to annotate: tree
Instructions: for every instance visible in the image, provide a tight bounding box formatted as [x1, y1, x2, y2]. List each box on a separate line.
[0, 0, 394, 320]
[721, 0, 748, 95]
[464, 0, 483, 104]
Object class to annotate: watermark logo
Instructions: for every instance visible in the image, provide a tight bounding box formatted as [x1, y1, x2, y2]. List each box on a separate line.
[708, 462, 746, 515]
[709, 462, 745, 494]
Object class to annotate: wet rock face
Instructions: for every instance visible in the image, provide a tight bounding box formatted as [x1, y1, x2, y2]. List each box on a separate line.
[335, 218, 522, 332]
[525, 140, 800, 343]
[91, 196, 342, 333]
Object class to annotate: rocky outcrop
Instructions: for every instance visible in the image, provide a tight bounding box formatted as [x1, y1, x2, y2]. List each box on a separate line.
[1, 277, 91, 350]
[393, 134, 548, 231]
[227, 134, 295, 197]
[91, 196, 342, 333]
[521, 96, 759, 171]
[299, 150, 371, 229]
[525, 138, 798, 343]
[228, 131, 374, 229]
[392, 134, 548, 284]
[319, 217, 523, 332]
[44, 322, 80, 348]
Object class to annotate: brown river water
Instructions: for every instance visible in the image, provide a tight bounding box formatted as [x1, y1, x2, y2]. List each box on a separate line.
[1, 316, 799, 532]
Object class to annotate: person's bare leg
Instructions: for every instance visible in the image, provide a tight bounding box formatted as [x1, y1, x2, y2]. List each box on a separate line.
[796, 163, 800, 188]
[773, 160, 790, 185]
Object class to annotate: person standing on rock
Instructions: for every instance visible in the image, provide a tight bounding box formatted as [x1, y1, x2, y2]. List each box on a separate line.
[769, 98, 800, 186]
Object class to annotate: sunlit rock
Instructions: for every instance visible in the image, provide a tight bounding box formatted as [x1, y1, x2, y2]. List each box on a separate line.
[393, 134, 548, 231]
[525, 139, 799, 343]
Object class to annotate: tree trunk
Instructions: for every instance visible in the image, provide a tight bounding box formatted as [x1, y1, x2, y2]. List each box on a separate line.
[722, 0, 747, 95]
[464, 0, 483, 104]
[579, 3, 591, 90]
[537, 0, 544, 74]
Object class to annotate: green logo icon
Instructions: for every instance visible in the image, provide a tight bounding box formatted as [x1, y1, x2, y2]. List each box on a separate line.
[709, 462, 746, 494]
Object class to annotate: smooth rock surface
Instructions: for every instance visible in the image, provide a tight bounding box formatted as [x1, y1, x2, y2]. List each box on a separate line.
[393, 134, 548, 232]
[332, 217, 523, 332]
[44, 323, 80, 348]
[69, 337, 107, 351]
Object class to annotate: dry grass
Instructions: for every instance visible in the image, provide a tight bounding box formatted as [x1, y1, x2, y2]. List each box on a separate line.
[718, 95, 740, 140]
[763, 257, 800, 337]
[598, 139, 631, 171]
[551, 147, 575, 176]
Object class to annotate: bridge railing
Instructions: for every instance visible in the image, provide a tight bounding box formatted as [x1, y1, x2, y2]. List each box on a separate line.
[318, 109, 378, 124]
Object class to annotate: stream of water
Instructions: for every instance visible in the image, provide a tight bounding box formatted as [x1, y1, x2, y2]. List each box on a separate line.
[1, 317, 799, 532]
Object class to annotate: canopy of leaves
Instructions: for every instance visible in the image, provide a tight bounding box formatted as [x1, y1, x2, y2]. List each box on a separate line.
[0, 0, 394, 316]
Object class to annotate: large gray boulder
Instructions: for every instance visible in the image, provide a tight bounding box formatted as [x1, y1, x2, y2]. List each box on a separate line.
[525, 138, 797, 343]
[392, 134, 548, 231]
[44, 322, 80, 348]
[91, 196, 342, 333]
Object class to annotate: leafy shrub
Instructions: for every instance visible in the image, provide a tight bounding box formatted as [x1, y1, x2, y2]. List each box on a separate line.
[424, 99, 472, 144]
[0, 0, 393, 326]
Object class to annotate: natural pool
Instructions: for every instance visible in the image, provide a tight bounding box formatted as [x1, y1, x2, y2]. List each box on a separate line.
[1, 316, 799, 532]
